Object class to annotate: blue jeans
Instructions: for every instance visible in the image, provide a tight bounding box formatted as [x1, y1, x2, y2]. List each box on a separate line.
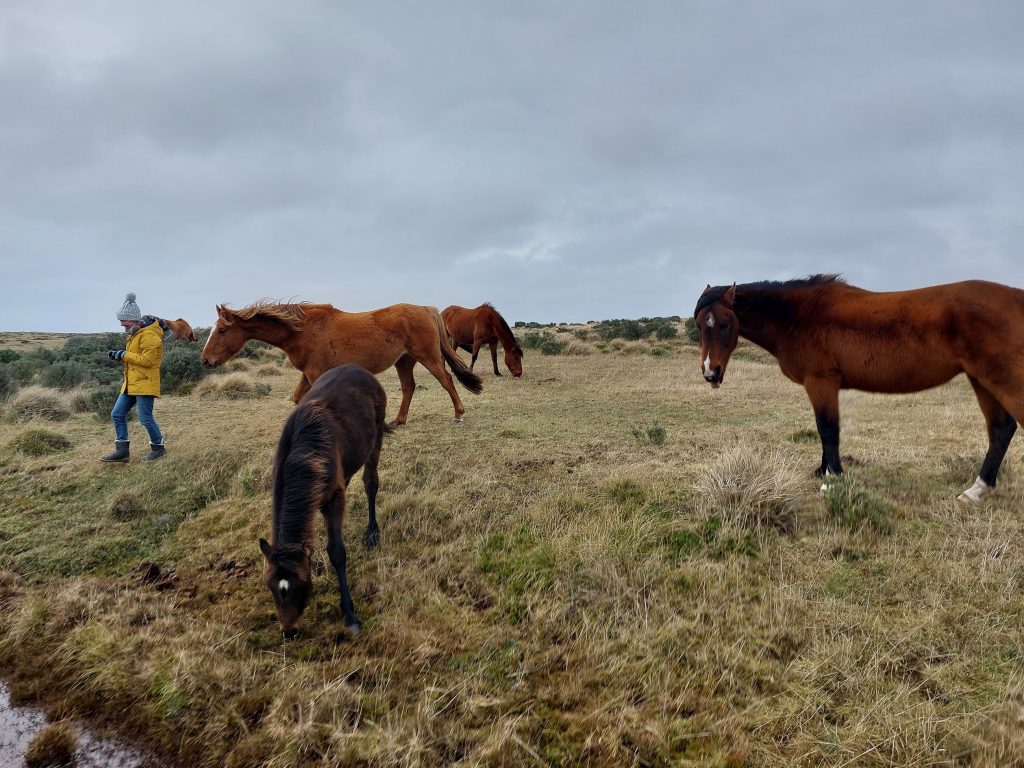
[111, 393, 163, 445]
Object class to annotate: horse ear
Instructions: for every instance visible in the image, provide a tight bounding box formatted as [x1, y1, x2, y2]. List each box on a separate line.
[259, 538, 274, 561]
[216, 305, 231, 320]
[722, 284, 737, 307]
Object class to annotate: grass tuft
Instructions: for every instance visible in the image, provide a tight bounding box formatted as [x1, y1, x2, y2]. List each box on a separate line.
[7, 386, 71, 422]
[24, 721, 77, 768]
[694, 443, 803, 531]
[194, 372, 272, 399]
[6, 428, 71, 456]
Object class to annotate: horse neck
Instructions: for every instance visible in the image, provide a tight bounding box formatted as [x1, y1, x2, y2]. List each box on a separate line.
[238, 317, 298, 354]
[487, 308, 518, 350]
[733, 286, 798, 355]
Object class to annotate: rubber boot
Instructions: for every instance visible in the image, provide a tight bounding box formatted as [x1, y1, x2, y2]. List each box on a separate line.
[100, 440, 130, 463]
[142, 443, 166, 461]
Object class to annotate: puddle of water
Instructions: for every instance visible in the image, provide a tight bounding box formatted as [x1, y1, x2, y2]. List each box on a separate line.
[0, 681, 165, 767]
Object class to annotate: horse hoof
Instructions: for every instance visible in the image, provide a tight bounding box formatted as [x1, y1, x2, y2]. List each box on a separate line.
[363, 530, 380, 549]
[453, 417, 464, 424]
[346, 622, 361, 637]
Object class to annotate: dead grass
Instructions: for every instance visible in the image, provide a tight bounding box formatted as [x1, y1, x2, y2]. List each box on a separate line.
[6, 385, 72, 422]
[0, 341, 1022, 766]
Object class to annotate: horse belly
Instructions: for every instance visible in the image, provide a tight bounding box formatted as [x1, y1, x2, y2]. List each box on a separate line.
[839, 348, 961, 393]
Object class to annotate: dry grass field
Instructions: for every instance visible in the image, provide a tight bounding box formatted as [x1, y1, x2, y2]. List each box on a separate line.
[0, 332, 73, 352]
[1, 328, 1024, 767]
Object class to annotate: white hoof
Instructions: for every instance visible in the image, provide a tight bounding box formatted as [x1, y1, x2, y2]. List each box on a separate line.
[452, 417, 464, 424]
[958, 476, 990, 503]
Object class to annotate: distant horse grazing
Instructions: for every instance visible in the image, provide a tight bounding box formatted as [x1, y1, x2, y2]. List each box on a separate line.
[163, 317, 197, 342]
[201, 301, 483, 424]
[695, 275, 1024, 502]
[441, 303, 523, 377]
[259, 364, 390, 638]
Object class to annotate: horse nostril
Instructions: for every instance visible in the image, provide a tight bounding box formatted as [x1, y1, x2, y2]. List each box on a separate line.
[282, 628, 299, 640]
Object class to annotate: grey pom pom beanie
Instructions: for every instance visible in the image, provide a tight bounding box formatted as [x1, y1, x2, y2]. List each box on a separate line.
[117, 293, 142, 322]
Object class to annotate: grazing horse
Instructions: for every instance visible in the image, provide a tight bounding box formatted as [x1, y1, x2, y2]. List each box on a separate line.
[163, 317, 197, 342]
[259, 364, 390, 638]
[201, 301, 483, 424]
[694, 275, 1024, 502]
[441, 303, 524, 377]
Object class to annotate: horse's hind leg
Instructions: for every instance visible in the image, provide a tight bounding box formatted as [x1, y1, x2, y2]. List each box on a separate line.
[323, 490, 361, 634]
[361, 433, 383, 549]
[470, 339, 482, 371]
[392, 355, 417, 426]
[805, 377, 843, 477]
[410, 344, 466, 423]
[960, 376, 1018, 502]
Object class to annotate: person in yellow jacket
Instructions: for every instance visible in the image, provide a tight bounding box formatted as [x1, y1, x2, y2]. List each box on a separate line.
[100, 293, 167, 462]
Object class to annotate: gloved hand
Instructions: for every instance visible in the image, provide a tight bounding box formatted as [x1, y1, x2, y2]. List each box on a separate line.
[108, 350, 126, 361]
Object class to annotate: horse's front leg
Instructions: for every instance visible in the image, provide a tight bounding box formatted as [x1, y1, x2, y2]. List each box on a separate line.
[805, 377, 843, 477]
[489, 341, 501, 376]
[291, 374, 312, 404]
[323, 490, 360, 634]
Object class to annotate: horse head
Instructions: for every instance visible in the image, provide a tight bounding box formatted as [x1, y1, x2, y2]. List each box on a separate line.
[505, 345, 524, 377]
[200, 305, 248, 367]
[694, 283, 739, 388]
[259, 538, 313, 639]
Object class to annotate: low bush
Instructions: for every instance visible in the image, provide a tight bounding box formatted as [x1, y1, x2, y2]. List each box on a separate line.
[822, 476, 894, 534]
[522, 331, 569, 355]
[6, 428, 72, 456]
[0, 365, 14, 400]
[632, 422, 667, 446]
[40, 360, 90, 390]
[7, 386, 71, 422]
[162, 345, 208, 394]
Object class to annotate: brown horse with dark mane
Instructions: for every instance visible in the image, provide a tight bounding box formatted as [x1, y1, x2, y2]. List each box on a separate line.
[201, 301, 483, 424]
[695, 275, 1024, 502]
[441, 303, 523, 377]
[259, 364, 390, 638]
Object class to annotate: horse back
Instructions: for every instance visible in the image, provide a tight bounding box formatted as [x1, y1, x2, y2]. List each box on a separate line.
[296, 364, 389, 483]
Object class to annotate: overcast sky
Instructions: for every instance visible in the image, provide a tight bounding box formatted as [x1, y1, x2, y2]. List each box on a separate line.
[2, 1, 1022, 332]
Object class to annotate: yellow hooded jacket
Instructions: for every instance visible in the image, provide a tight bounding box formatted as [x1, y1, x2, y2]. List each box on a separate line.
[120, 319, 163, 397]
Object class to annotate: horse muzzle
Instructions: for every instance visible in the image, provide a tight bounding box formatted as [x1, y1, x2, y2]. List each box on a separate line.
[703, 366, 723, 388]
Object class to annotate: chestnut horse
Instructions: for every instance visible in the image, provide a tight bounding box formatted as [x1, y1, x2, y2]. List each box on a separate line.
[163, 317, 197, 342]
[441, 303, 523, 377]
[259, 364, 390, 638]
[695, 275, 1024, 502]
[201, 301, 483, 424]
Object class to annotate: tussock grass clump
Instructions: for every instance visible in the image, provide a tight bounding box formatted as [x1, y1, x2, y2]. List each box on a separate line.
[66, 386, 94, 413]
[24, 721, 77, 768]
[7, 386, 71, 422]
[695, 444, 803, 531]
[256, 364, 283, 377]
[822, 475, 894, 534]
[110, 491, 145, 520]
[6, 428, 71, 456]
[194, 372, 271, 399]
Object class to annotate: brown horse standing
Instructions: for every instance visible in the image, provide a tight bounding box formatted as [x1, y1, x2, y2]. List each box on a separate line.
[201, 301, 483, 424]
[441, 303, 523, 377]
[695, 275, 1024, 502]
[163, 317, 197, 342]
[259, 364, 390, 638]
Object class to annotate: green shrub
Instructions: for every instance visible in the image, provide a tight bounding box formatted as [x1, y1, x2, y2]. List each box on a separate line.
[162, 346, 208, 394]
[0, 366, 14, 400]
[684, 318, 700, 344]
[87, 388, 132, 421]
[522, 331, 569, 356]
[822, 476, 893, 534]
[0, 349, 20, 364]
[7, 428, 72, 456]
[40, 360, 89, 390]
[632, 422, 667, 446]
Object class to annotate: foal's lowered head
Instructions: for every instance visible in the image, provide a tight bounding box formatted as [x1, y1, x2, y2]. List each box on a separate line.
[259, 538, 313, 639]
[694, 283, 739, 388]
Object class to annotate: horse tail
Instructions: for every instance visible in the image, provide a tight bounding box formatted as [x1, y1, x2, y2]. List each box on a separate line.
[430, 308, 483, 394]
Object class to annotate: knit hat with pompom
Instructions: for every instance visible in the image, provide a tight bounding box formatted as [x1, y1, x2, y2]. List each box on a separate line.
[116, 293, 142, 322]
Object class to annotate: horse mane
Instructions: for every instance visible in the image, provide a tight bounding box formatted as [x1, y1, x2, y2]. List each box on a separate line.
[272, 402, 335, 552]
[483, 302, 521, 351]
[226, 300, 320, 330]
[695, 274, 845, 315]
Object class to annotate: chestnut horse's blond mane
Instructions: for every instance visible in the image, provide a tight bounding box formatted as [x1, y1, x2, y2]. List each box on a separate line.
[226, 300, 328, 331]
